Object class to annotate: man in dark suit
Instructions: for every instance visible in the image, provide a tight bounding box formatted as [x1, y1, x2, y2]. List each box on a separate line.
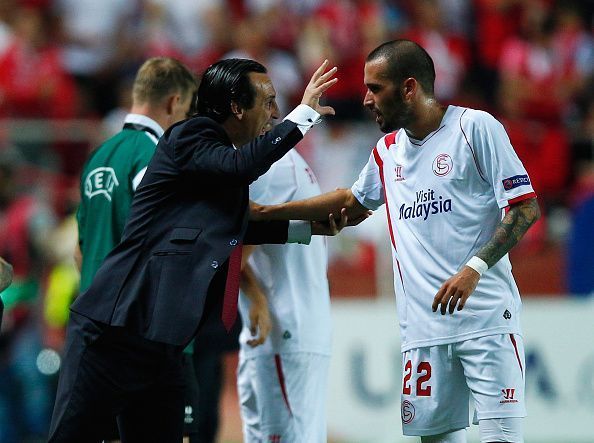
[48, 58, 343, 442]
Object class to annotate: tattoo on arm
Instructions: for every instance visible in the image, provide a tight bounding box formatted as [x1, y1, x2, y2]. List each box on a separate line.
[476, 198, 540, 268]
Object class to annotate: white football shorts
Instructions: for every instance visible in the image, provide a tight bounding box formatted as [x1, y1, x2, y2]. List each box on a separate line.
[237, 352, 330, 443]
[401, 333, 526, 437]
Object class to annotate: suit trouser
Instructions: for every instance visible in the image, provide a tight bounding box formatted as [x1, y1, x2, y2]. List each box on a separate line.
[48, 312, 185, 443]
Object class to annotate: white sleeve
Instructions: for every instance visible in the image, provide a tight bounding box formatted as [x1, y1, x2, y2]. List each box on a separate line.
[249, 156, 297, 205]
[250, 156, 311, 244]
[467, 111, 536, 208]
[350, 150, 385, 211]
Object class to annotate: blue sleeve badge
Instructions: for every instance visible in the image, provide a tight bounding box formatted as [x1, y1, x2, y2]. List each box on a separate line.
[502, 174, 531, 191]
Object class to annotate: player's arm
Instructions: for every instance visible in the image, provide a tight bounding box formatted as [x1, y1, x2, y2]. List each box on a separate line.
[433, 197, 540, 315]
[240, 245, 272, 347]
[250, 188, 370, 223]
[0, 256, 13, 293]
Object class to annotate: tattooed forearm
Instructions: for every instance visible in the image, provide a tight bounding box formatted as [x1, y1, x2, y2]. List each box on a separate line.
[476, 198, 540, 268]
[0, 256, 13, 293]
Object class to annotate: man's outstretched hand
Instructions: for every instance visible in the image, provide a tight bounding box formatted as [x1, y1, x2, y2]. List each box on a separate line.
[301, 60, 338, 117]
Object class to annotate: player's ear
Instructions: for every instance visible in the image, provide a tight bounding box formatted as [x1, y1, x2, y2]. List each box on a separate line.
[230, 101, 244, 120]
[403, 78, 416, 101]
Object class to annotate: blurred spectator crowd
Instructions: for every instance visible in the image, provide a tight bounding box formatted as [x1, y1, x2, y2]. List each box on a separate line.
[0, 0, 593, 441]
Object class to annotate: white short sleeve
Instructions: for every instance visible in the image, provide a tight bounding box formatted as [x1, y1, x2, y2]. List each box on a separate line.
[250, 154, 298, 205]
[351, 150, 385, 211]
[466, 111, 535, 208]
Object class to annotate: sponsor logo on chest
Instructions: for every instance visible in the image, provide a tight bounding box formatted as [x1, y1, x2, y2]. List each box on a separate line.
[399, 188, 452, 221]
[84, 167, 120, 202]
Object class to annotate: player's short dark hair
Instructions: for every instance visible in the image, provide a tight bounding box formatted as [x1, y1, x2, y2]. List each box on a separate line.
[132, 57, 197, 107]
[196, 58, 267, 123]
[367, 40, 436, 96]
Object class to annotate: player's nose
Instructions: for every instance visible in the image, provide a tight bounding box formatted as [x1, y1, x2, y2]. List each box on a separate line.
[363, 90, 374, 107]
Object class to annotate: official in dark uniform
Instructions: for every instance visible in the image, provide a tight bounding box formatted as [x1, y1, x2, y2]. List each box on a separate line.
[48, 58, 340, 442]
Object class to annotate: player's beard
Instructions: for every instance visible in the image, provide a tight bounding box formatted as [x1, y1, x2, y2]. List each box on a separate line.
[378, 93, 414, 133]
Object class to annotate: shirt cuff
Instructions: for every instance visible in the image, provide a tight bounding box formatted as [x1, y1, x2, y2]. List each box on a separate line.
[287, 220, 311, 244]
[283, 104, 322, 136]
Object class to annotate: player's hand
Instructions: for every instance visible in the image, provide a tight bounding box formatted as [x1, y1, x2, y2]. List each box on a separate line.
[311, 208, 372, 236]
[247, 292, 272, 348]
[311, 208, 347, 236]
[301, 60, 338, 117]
[432, 266, 480, 315]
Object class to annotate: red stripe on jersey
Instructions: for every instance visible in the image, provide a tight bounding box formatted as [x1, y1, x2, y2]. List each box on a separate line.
[373, 147, 407, 296]
[274, 354, 293, 416]
[384, 131, 397, 149]
[508, 192, 537, 206]
[372, 147, 395, 249]
[509, 334, 524, 378]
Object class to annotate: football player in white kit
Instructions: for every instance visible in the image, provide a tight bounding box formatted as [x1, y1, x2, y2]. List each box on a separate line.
[238, 149, 331, 443]
[251, 40, 540, 443]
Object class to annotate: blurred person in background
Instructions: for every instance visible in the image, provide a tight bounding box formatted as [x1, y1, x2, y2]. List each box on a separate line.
[472, 0, 525, 103]
[54, 0, 142, 116]
[0, 4, 76, 119]
[296, 0, 388, 121]
[567, 93, 594, 296]
[252, 39, 541, 442]
[224, 14, 303, 114]
[76, 57, 199, 442]
[400, 0, 471, 102]
[143, 0, 229, 74]
[497, 0, 592, 125]
[0, 147, 56, 443]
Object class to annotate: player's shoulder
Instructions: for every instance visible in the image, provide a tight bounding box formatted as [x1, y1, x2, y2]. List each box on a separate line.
[456, 105, 501, 130]
[375, 130, 400, 152]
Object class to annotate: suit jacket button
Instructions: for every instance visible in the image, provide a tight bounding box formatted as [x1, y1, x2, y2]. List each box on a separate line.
[229, 239, 238, 246]
[211, 260, 218, 269]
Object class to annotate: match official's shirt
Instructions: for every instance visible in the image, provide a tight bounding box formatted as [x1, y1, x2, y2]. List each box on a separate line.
[352, 106, 536, 352]
[77, 114, 163, 292]
[239, 150, 331, 358]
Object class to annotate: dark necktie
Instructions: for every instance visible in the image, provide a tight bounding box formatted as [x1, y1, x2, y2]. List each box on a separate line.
[222, 243, 243, 331]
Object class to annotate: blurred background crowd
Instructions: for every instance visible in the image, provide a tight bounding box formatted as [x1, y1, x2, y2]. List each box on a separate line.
[0, 0, 593, 441]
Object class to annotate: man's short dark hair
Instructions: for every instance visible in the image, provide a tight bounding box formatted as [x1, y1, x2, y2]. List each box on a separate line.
[197, 58, 267, 123]
[367, 40, 436, 96]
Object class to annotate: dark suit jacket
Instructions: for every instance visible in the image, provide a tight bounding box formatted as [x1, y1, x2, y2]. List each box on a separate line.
[71, 116, 303, 346]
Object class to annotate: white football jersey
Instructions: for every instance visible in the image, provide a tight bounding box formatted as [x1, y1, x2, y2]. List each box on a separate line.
[351, 106, 536, 352]
[239, 150, 331, 358]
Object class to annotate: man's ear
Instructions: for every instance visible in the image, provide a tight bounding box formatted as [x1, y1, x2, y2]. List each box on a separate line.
[230, 101, 244, 120]
[403, 78, 417, 101]
[166, 94, 180, 115]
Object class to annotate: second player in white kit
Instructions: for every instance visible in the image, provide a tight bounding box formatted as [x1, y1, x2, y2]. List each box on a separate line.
[237, 150, 331, 443]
